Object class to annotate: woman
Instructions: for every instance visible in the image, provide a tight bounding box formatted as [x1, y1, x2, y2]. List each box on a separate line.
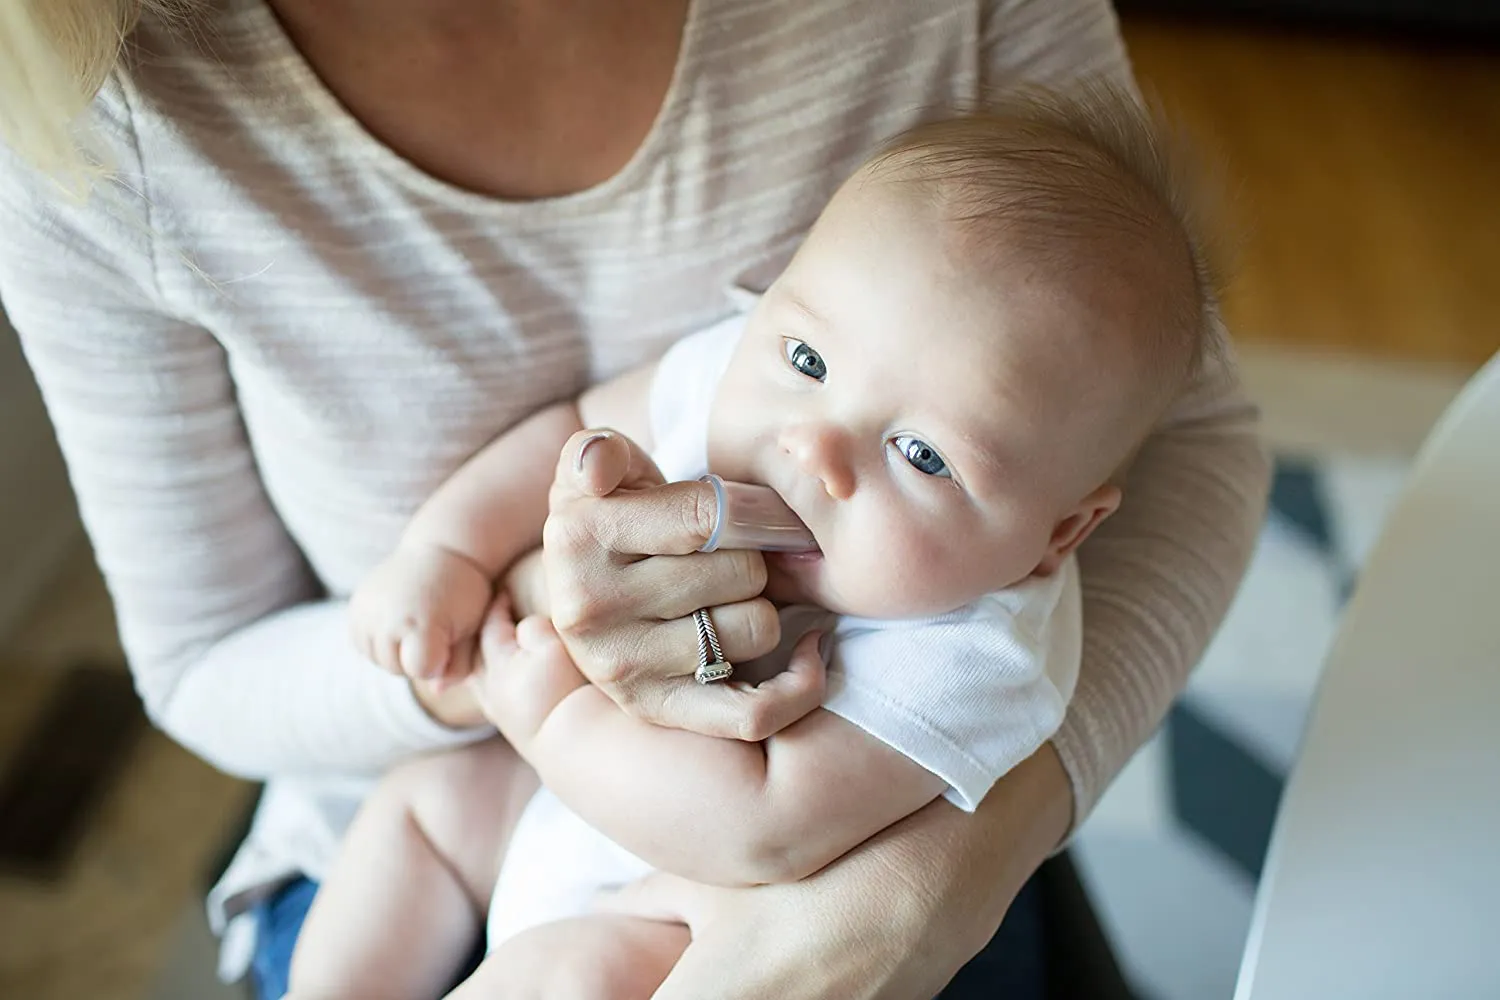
[0, 1, 1269, 997]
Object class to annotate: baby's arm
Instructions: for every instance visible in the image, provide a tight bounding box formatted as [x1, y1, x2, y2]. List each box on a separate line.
[402, 363, 659, 572]
[351, 366, 655, 681]
[489, 636, 947, 887]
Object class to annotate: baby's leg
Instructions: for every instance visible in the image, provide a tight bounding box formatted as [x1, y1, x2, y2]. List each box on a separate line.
[447, 915, 689, 1000]
[286, 740, 538, 1000]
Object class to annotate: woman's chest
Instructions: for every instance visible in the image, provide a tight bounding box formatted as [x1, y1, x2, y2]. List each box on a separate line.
[266, 0, 691, 200]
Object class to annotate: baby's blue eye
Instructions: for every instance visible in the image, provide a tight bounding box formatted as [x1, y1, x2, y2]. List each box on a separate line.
[893, 435, 951, 478]
[783, 338, 827, 382]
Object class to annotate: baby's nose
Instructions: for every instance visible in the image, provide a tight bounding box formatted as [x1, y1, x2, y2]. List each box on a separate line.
[780, 423, 855, 501]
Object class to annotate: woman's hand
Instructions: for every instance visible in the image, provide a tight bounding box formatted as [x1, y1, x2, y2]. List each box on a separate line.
[598, 744, 1074, 1000]
[540, 429, 824, 740]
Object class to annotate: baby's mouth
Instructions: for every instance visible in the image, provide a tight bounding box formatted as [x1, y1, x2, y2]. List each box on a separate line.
[767, 547, 823, 565]
[700, 475, 819, 553]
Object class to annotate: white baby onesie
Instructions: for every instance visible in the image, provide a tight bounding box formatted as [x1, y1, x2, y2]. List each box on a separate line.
[486, 312, 1081, 949]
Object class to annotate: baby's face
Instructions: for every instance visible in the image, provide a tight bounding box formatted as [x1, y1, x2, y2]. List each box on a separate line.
[708, 172, 1119, 619]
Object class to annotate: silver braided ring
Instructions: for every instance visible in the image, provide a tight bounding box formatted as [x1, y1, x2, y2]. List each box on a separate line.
[692, 607, 734, 684]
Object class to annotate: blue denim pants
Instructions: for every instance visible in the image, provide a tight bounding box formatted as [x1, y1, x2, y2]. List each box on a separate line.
[249, 873, 1045, 1000]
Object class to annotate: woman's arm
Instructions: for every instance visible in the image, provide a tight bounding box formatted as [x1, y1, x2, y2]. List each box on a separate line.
[0, 108, 487, 780]
[1057, 335, 1268, 823]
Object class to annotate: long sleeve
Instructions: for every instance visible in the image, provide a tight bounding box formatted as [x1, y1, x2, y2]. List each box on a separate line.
[982, 0, 1273, 825]
[1057, 335, 1269, 823]
[0, 108, 486, 781]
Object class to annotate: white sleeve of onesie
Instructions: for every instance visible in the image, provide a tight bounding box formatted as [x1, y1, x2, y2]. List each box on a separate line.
[820, 558, 1083, 811]
[646, 313, 746, 482]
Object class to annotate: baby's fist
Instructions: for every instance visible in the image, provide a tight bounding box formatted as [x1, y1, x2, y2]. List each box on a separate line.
[349, 544, 494, 683]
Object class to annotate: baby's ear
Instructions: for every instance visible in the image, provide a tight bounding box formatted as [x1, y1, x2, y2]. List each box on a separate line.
[1035, 484, 1122, 576]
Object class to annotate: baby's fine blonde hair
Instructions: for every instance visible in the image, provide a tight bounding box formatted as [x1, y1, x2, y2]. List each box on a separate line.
[867, 81, 1231, 487]
[873, 80, 1228, 392]
[0, 0, 193, 183]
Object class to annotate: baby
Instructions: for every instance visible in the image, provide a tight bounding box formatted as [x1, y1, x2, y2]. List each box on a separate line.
[285, 82, 1218, 1000]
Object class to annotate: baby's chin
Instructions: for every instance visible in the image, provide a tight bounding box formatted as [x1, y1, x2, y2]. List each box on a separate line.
[762, 552, 826, 609]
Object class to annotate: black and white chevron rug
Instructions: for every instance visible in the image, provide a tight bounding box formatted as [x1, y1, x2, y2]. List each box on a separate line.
[1074, 451, 1412, 1000]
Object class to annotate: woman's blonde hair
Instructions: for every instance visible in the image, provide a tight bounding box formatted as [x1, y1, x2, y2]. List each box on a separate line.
[0, 0, 192, 183]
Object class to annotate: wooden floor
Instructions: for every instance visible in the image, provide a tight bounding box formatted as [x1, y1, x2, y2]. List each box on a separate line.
[0, 15, 1496, 1000]
[0, 548, 256, 1000]
[1125, 17, 1500, 367]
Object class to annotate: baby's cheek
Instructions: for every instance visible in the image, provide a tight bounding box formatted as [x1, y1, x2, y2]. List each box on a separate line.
[891, 517, 998, 608]
[894, 548, 966, 608]
[834, 531, 956, 618]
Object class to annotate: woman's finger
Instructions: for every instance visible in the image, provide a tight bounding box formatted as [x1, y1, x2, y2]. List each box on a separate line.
[625, 550, 768, 620]
[666, 596, 782, 667]
[578, 598, 781, 690]
[552, 429, 666, 505]
[637, 629, 828, 741]
[546, 551, 768, 636]
[546, 479, 723, 561]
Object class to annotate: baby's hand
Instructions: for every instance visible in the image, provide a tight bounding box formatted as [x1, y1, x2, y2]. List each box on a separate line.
[502, 547, 551, 621]
[349, 543, 494, 684]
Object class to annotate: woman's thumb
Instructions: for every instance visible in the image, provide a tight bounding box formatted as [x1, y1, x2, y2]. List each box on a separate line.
[571, 430, 625, 496]
[556, 428, 667, 501]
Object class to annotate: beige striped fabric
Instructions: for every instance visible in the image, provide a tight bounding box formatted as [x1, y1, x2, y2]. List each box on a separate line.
[0, 0, 1267, 961]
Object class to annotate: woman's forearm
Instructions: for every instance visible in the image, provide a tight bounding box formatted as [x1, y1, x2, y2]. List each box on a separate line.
[865, 742, 1074, 964]
[159, 600, 491, 779]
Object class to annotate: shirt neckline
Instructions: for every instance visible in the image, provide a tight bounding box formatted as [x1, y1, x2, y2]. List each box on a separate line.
[246, 0, 703, 217]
